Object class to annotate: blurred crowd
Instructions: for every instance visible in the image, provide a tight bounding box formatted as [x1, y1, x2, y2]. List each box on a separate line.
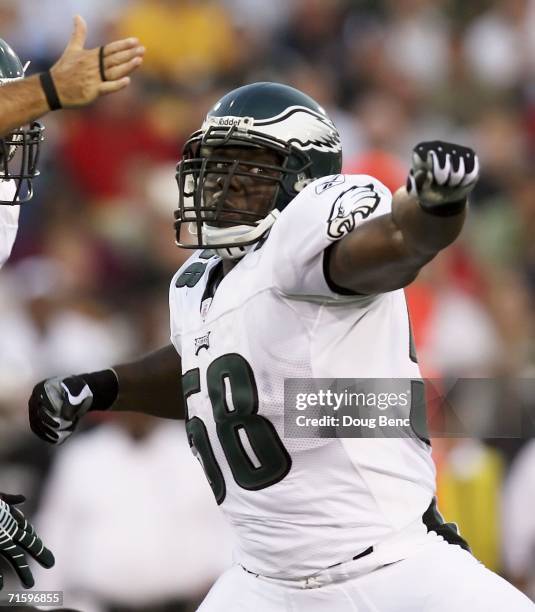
[0, 0, 534, 609]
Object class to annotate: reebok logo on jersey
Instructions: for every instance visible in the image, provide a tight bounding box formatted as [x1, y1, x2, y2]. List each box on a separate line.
[315, 174, 345, 195]
[195, 331, 211, 355]
[326, 184, 381, 239]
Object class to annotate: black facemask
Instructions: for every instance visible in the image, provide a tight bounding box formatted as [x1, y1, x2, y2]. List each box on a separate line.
[0, 121, 44, 205]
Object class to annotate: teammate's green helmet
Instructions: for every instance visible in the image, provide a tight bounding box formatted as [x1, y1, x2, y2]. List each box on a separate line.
[0, 38, 44, 205]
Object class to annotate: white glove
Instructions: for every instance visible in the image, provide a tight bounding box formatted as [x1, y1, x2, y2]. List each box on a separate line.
[407, 140, 479, 212]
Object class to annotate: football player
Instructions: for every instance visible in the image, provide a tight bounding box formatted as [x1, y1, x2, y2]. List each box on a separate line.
[0, 17, 144, 592]
[28, 83, 534, 610]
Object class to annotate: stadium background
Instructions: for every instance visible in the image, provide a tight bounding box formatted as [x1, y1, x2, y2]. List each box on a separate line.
[0, 0, 534, 609]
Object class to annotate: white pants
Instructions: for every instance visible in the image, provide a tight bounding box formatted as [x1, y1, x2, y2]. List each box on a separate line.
[198, 537, 534, 611]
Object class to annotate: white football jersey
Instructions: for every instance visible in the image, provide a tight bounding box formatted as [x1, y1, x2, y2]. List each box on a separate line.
[169, 174, 436, 578]
[0, 181, 19, 268]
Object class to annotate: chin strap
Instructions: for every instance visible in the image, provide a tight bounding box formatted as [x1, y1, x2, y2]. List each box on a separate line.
[198, 209, 280, 260]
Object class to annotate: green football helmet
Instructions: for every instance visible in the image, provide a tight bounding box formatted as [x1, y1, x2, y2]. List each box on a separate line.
[175, 82, 342, 258]
[0, 38, 44, 205]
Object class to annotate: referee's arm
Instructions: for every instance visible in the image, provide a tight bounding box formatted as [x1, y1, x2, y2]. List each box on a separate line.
[0, 15, 144, 136]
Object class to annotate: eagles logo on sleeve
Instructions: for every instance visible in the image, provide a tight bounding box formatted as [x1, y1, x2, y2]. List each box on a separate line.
[326, 183, 381, 239]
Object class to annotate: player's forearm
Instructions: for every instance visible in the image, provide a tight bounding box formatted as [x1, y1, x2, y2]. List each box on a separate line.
[29, 345, 185, 444]
[391, 186, 466, 258]
[112, 344, 185, 419]
[0, 75, 49, 135]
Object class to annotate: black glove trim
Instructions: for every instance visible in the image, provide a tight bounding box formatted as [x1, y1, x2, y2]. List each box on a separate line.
[82, 369, 119, 411]
[418, 197, 467, 217]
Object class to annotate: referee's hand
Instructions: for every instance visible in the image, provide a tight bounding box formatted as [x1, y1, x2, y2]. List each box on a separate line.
[50, 15, 145, 108]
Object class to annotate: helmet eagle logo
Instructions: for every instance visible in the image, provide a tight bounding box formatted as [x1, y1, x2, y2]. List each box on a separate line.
[255, 106, 342, 154]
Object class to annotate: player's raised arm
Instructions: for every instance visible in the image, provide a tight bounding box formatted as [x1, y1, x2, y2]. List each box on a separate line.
[0, 15, 144, 136]
[327, 141, 479, 295]
[28, 344, 184, 446]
